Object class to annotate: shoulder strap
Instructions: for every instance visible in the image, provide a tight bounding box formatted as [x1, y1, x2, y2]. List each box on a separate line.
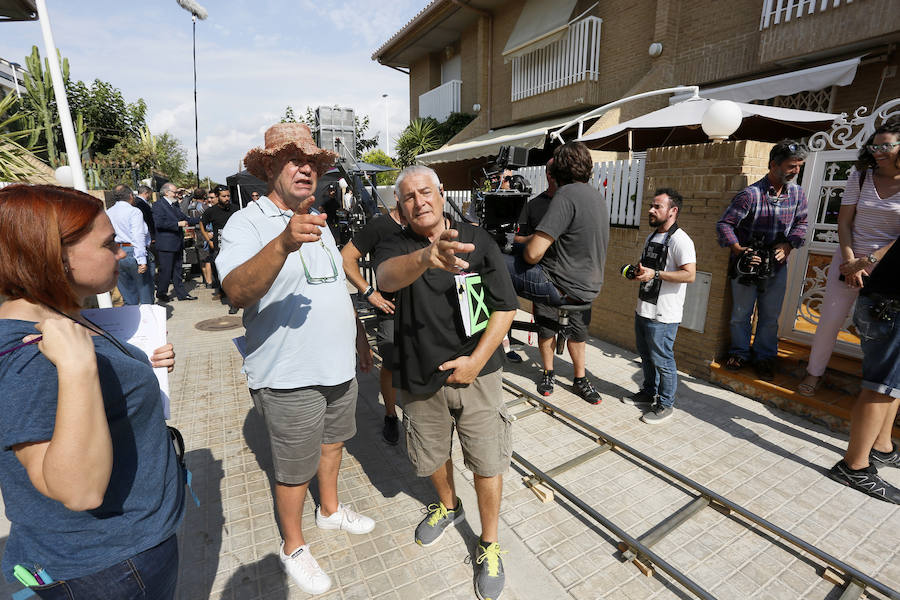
[858, 168, 867, 191]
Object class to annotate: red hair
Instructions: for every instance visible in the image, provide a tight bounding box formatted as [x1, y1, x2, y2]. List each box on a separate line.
[0, 184, 104, 311]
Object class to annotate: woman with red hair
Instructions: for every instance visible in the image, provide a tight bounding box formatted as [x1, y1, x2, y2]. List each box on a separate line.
[0, 185, 185, 598]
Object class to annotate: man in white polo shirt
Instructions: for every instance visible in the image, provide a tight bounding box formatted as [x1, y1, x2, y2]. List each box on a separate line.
[622, 188, 696, 424]
[216, 123, 374, 596]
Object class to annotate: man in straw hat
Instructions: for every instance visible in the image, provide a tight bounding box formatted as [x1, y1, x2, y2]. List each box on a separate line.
[215, 122, 375, 595]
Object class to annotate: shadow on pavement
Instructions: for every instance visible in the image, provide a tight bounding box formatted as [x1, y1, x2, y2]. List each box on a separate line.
[177, 448, 224, 600]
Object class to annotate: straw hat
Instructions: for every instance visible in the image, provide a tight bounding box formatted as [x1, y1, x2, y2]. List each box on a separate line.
[243, 123, 337, 182]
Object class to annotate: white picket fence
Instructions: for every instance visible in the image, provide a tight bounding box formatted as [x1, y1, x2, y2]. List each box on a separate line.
[376, 156, 645, 228]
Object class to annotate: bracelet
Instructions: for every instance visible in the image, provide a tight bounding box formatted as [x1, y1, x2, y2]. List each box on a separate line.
[363, 286, 375, 297]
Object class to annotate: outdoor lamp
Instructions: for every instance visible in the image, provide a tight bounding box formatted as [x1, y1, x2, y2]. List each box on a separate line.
[54, 165, 74, 187]
[701, 100, 743, 142]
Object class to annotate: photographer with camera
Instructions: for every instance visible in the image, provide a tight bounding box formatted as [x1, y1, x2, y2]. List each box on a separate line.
[827, 234, 900, 504]
[621, 189, 696, 424]
[716, 140, 809, 381]
[505, 142, 610, 403]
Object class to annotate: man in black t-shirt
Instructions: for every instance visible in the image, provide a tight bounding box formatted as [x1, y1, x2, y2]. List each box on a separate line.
[340, 208, 404, 444]
[513, 158, 556, 247]
[200, 185, 238, 313]
[827, 235, 900, 504]
[376, 166, 517, 600]
[506, 142, 610, 403]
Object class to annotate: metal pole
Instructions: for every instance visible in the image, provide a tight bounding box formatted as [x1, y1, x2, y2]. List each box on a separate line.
[512, 451, 717, 600]
[501, 379, 900, 600]
[34, 0, 86, 192]
[382, 93, 390, 156]
[621, 496, 709, 561]
[192, 15, 200, 188]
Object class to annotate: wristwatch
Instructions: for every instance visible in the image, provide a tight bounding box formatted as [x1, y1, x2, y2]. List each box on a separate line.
[654, 270, 660, 280]
[866, 253, 879, 264]
[363, 285, 375, 297]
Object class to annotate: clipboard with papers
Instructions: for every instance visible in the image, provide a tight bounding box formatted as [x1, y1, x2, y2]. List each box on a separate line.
[454, 272, 492, 337]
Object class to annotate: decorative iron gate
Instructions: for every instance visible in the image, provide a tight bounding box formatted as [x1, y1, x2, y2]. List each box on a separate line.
[778, 99, 900, 356]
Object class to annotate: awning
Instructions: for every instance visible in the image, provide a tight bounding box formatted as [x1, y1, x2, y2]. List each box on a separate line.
[0, 0, 37, 21]
[670, 56, 861, 104]
[502, 0, 578, 61]
[417, 114, 577, 165]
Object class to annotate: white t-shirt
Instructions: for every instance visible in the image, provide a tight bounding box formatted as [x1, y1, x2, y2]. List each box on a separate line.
[635, 227, 696, 324]
[215, 196, 357, 389]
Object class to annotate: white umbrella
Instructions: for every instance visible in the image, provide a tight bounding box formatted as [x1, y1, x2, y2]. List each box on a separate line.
[578, 96, 839, 151]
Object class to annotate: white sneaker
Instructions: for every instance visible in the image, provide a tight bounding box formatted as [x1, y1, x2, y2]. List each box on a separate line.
[279, 542, 331, 595]
[315, 503, 375, 534]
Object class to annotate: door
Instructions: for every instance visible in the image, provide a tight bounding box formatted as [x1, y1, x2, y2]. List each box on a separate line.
[778, 149, 861, 357]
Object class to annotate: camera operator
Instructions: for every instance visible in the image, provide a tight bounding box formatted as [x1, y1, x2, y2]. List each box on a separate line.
[505, 142, 610, 403]
[827, 234, 900, 504]
[512, 158, 556, 248]
[716, 139, 808, 381]
[622, 189, 696, 424]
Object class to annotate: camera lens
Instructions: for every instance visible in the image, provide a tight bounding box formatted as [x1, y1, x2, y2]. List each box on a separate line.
[620, 264, 638, 280]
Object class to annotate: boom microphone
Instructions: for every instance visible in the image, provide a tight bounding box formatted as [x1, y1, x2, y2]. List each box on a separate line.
[175, 0, 208, 19]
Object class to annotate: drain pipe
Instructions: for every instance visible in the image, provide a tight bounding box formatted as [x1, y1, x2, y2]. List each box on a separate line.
[451, 0, 492, 131]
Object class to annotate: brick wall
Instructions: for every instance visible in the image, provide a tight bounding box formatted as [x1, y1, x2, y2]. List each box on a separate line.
[588, 140, 773, 379]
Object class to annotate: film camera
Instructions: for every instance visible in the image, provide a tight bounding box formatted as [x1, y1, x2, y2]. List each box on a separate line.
[471, 145, 533, 252]
[729, 233, 778, 288]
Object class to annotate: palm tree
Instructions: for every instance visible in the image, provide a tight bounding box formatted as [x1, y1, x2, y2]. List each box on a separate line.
[395, 118, 440, 168]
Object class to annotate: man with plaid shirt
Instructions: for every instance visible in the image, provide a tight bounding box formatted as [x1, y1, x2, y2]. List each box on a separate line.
[716, 140, 809, 381]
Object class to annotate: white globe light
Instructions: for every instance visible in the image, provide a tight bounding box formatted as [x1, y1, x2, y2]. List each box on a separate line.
[701, 100, 743, 141]
[54, 165, 74, 187]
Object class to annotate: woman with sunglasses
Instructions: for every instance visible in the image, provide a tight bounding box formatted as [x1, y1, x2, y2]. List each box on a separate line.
[0, 185, 185, 598]
[799, 119, 900, 399]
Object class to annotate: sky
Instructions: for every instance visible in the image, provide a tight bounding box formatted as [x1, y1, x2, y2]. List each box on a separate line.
[0, 0, 425, 183]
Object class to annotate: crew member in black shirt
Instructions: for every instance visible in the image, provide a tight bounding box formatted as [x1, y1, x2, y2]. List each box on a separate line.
[375, 166, 517, 600]
[827, 234, 900, 503]
[340, 206, 404, 444]
[200, 185, 238, 313]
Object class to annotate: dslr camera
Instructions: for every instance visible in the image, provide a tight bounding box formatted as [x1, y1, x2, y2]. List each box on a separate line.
[472, 145, 532, 252]
[730, 233, 778, 288]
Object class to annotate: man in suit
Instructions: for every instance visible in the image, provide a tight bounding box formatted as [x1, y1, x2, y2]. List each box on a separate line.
[153, 182, 200, 301]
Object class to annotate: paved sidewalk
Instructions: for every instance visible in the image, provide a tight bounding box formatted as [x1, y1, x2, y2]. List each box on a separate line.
[1, 286, 898, 599]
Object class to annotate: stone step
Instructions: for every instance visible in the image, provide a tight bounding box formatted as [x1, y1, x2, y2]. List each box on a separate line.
[709, 360, 900, 439]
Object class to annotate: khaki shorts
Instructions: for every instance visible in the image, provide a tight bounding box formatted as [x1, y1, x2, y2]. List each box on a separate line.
[250, 379, 358, 485]
[398, 369, 511, 478]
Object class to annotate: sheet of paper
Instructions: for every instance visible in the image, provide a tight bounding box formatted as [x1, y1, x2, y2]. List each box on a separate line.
[81, 305, 171, 418]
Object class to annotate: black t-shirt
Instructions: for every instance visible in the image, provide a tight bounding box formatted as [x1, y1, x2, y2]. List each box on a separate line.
[374, 220, 519, 395]
[517, 191, 552, 237]
[201, 203, 236, 247]
[535, 182, 610, 302]
[861, 235, 900, 300]
[351, 213, 404, 303]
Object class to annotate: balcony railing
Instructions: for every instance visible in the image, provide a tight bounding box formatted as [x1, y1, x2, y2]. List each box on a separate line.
[760, 0, 855, 30]
[511, 16, 602, 102]
[418, 79, 461, 122]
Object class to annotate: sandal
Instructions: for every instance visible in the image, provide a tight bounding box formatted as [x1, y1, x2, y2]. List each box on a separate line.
[797, 374, 821, 397]
[724, 355, 745, 371]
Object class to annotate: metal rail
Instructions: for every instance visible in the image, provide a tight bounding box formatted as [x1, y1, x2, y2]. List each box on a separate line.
[501, 378, 900, 600]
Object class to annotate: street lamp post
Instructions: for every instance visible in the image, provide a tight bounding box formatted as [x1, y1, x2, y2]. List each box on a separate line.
[382, 93, 390, 156]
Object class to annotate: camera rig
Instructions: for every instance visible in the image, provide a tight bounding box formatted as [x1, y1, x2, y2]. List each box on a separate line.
[443, 144, 533, 253]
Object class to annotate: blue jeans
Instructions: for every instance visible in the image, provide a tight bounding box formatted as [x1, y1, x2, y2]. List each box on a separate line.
[116, 246, 141, 305]
[634, 315, 679, 407]
[504, 253, 564, 306]
[728, 265, 788, 361]
[854, 295, 900, 398]
[138, 251, 155, 305]
[32, 535, 177, 600]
